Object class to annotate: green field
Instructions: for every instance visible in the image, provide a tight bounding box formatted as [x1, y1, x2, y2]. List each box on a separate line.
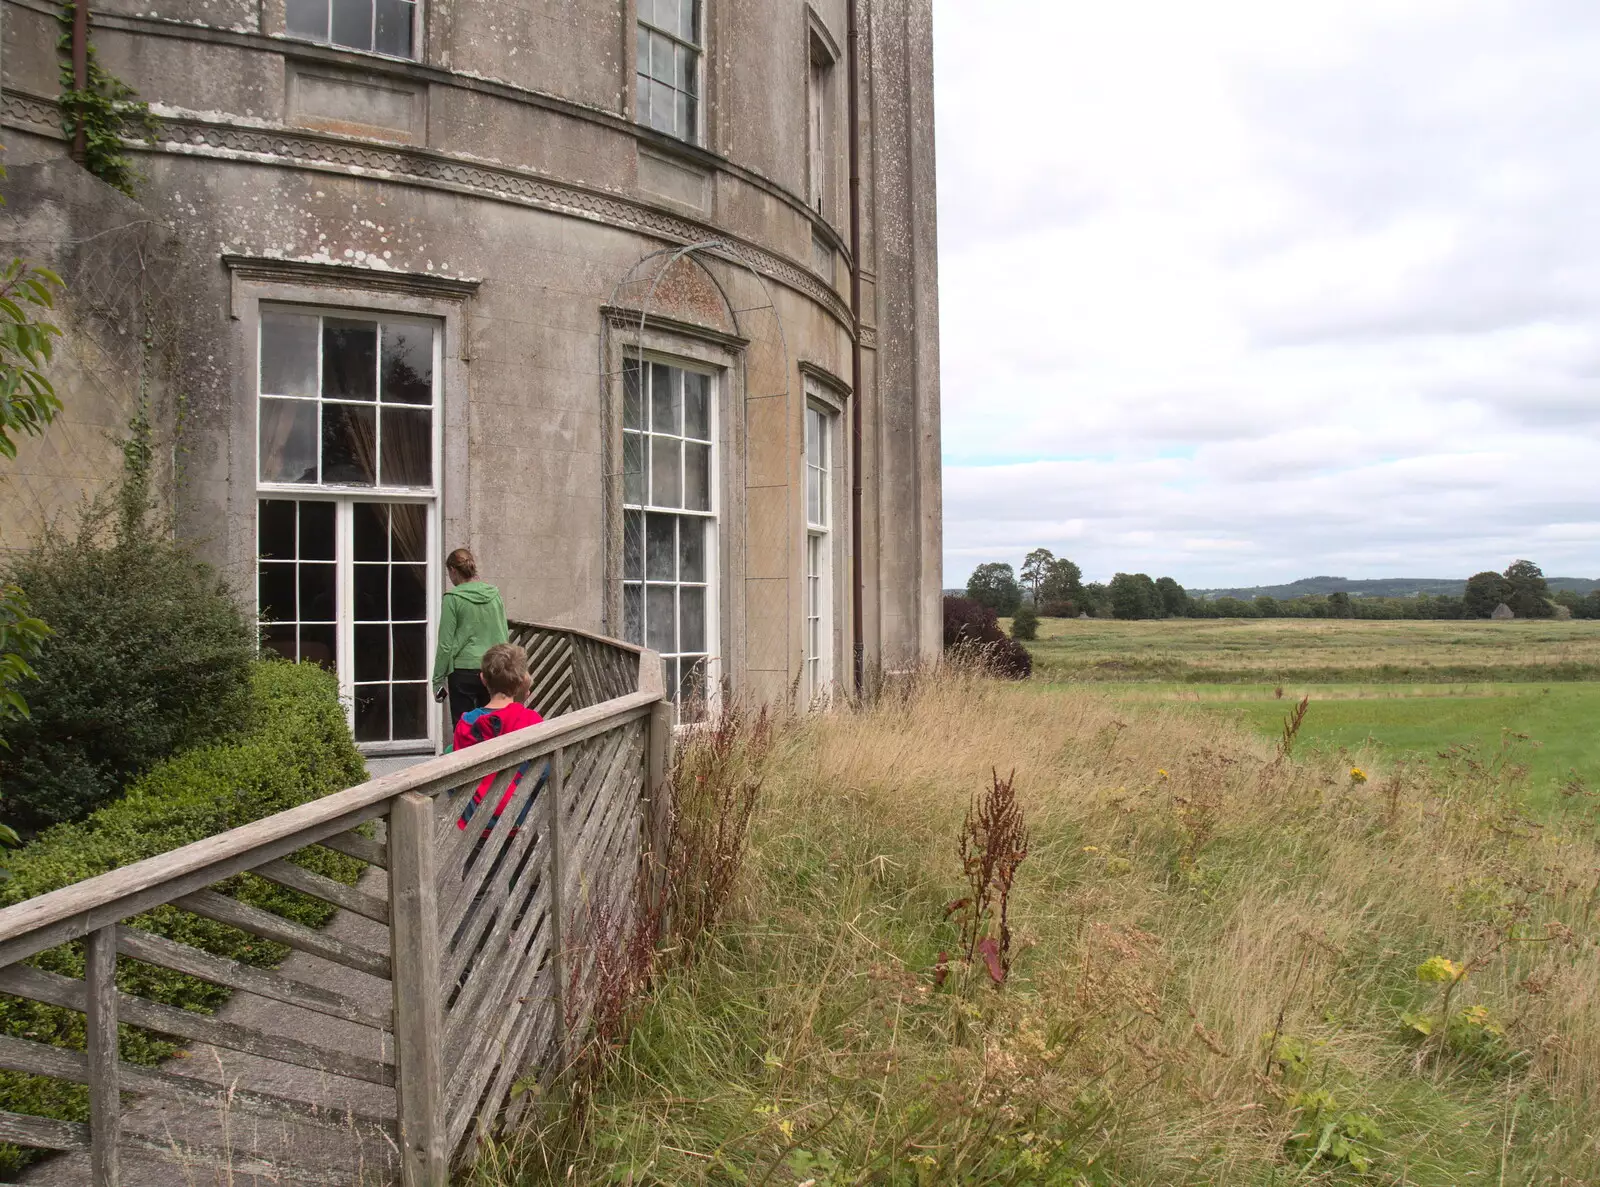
[1012, 617, 1600, 809]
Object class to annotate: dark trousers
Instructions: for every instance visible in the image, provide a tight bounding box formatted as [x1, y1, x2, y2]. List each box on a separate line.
[447, 667, 489, 730]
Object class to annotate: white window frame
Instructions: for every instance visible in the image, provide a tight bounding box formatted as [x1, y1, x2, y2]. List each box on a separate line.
[804, 400, 834, 704]
[621, 354, 720, 720]
[255, 303, 444, 753]
[636, 0, 703, 144]
[284, 0, 422, 61]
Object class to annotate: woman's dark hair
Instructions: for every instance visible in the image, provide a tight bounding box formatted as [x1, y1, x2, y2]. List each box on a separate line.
[446, 548, 478, 580]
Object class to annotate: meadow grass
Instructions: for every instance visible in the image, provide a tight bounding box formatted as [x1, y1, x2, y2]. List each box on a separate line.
[477, 668, 1600, 1186]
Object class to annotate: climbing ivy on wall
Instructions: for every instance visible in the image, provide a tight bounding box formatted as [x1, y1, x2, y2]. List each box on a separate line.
[56, 3, 159, 197]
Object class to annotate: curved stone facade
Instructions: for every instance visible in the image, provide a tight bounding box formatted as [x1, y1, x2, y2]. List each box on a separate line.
[0, 0, 940, 745]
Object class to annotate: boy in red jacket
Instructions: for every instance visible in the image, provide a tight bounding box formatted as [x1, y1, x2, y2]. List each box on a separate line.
[453, 642, 543, 834]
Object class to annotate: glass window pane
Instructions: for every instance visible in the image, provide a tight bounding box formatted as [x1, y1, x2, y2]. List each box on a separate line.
[259, 398, 318, 484]
[355, 623, 389, 682]
[392, 623, 427, 679]
[260, 312, 319, 396]
[262, 623, 298, 662]
[683, 372, 710, 439]
[685, 441, 710, 511]
[323, 318, 377, 401]
[623, 359, 644, 429]
[259, 562, 296, 623]
[636, 72, 650, 121]
[392, 564, 427, 620]
[685, 93, 699, 140]
[354, 684, 390, 742]
[354, 563, 388, 621]
[381, 407, 433, 487]
[676, 44, 693, 91]
[322, 403, 378, 485]
[651, 81, 675, 132]
[650, 32, 675, 83]
[679, 517, 704, 582]
[681, 0, 699, 43]
[623, 583, 643, 645]
[300, 562, 337, 623]
[675, 91, 690, 140]
[807, 465, 821, 526]
[646, 585, 675, 653]
[623, 432, 645, 506]
[286, 0, 327, 39]
[679, 657, 707, 714]
[381, 322, 433, 404]
[300, 501, 336, 560]
[391, 503, 427, 561]
[624, 510, 644, 581]
[652, 0, 677, 33]
[651, 436, 681, 507]
[300, 623, 337, 669]
[680, 586, 705, 653]
[354, 501, 388, 561]
[391, 682, 426, 739]
[650, 363, 679, 433]
[259, 500, 296, 560]
[330, 0, 373, 50]
[645, 513, 676, 581]
[374, 0, 413, 56]
[635, 24, 650, 73]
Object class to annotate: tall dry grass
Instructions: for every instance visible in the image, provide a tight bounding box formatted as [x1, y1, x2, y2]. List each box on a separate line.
[476, 666, 1600, 1185]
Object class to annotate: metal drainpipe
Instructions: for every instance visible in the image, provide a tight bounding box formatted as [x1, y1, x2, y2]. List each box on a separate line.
[70, 1, 89, 164]
[847, 0, 865, 694]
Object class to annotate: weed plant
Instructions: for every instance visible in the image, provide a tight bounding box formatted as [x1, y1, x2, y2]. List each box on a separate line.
[475, 665, 1600, 1185]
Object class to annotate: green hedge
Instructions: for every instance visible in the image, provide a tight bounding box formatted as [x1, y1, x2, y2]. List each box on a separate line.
[0, 660, 369, 1172]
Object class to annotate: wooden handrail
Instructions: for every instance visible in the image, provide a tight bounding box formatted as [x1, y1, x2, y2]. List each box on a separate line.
[506, 618, 646, 657]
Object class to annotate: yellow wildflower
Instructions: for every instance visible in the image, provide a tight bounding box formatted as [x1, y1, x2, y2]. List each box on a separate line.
[1349, 766, 1368, 784]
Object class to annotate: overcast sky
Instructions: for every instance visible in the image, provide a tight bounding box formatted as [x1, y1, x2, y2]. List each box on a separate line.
[932, 0, 1600, 589]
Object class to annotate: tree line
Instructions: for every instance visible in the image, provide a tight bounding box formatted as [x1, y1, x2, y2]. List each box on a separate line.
[964, 553, 1596, 621]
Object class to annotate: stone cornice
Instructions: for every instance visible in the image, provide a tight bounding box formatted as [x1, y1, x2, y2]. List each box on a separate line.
[600, 305, 750, 353]
[222, 254, 482, 302]
[0, 91, 858, 335]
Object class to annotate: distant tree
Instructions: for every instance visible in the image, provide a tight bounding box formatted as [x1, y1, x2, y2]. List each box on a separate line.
[1081, 582, 1111, 618]
[1019, 549, 1055, 604]
[1210, 596, 1259, 618]
[1109, 573, 1159, 620]
[1464, 570, 1512, 619]
[1155, 577, 1189, 618]
[1503, 559, 1553, 619]
[1010, 603, 1039, 641]
[965, 563, 1022, 616]
[1038, 557, 1084, 615]
[1327, 591, 1354, 619]
[1254, 595, 1280, 618]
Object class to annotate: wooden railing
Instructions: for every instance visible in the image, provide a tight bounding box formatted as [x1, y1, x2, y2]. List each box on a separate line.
[0, 633, 671, 1186]
[507, 620, 646, 718]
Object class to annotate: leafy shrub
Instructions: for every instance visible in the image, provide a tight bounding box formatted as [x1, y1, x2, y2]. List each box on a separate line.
[942, 596, 1032, 680]
[1011, 604, 1039, 641]
[0, 472, 256, 832]
[0, 660, 367, 1170]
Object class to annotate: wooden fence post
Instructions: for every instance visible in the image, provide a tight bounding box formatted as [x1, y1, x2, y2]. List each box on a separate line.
[389, 793, 446, 1186]
[644, 699, 673, 912]
[545, 748, 567, 1065]
[85, 924, 120, 1187]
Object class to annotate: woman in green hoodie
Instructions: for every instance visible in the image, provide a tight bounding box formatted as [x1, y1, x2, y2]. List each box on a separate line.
[433, 548, 510, 730]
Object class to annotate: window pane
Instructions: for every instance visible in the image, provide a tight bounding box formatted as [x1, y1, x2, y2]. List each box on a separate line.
[391, 682, 426, 739]
[262, 623, 298, 662]
[675, 91, 690, 140]
[645, 513, 676, 581]
[650, 32, 675, 83]
[676, 44, 694, 91]
[646, 585, 675, 653]
[681, 0, 699, 42]
[259, 398, 318, 484]
[623, 584, 643, 645]
[685, 93, 699, 141]
[354, 501, 388, 561]
[381, 407, 433, 487]
[679, 517, 705, 582]
[322, 403, 378, 484]
[679, 657, 707, 714]
[330, 0, 373, 50]
[623, 432, 645, 505]
[805, 408, 820, 465]
[651, 81, 675, 132]
[323, 319, 377, 401]
[259, 500, 296, 560]
[300, 562, 337, 622]
[635, 24, 650, 74]
[259, 562, 296, 622]
[685, 441, 710, 511]
[391, 503, 427, 561]
[300, 623, 337, 669]
[286, 0, 327, 39]
[623, 359, 644, 429]
[354, 563, 388, 621]
[392, 623, 427, 679]
[381, 322, 433, 404]
[300, 501, 336, 560]
[354, 684, 390, 742]
[392, 564, 427, 620]
[652, 0, 677, 33]
[355, 623, 389, 682]
[636, 72, 651, 122]
[651, 437, 681, 507]
[649, 363, 679, 433]
[680, 586, 705, 653]
[807, 465, 821, 526]
[260, 312, 319, 396]
[624, 510, 644, 581]
[683, 372, 709, 439]
[374, 0, 413, 56]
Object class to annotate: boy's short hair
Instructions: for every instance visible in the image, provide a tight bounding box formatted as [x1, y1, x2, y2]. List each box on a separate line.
[480, 643, 530, 698]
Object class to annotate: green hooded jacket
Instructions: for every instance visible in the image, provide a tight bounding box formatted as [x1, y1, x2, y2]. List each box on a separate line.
[432, 581, 509, 688]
